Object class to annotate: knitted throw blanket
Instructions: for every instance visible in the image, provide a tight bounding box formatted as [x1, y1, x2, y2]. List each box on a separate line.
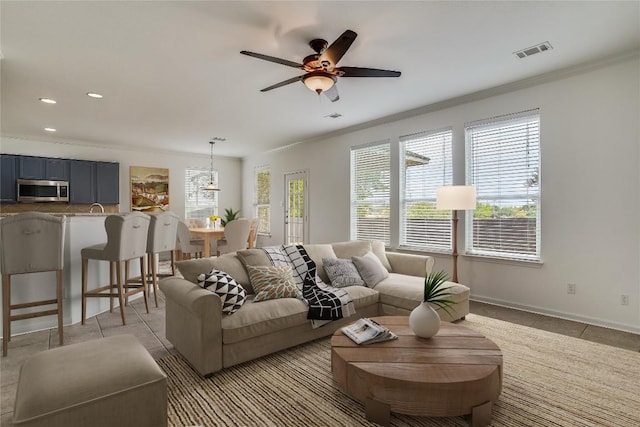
[261, 245, 355, 328]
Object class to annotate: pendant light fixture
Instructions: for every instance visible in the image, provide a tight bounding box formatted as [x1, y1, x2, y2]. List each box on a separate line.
[202, 137, 225, 191]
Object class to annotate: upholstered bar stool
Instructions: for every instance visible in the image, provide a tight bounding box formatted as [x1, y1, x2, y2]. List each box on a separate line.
[144, 211, 179, 307]
[81, 212, 150, 325]
[1, 212, 66, 357]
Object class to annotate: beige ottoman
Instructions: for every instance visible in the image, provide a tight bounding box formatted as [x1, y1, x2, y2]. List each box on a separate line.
[13, 334, 167, 427]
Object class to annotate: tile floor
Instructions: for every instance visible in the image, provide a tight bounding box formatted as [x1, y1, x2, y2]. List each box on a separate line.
[1, 286, 639, 425]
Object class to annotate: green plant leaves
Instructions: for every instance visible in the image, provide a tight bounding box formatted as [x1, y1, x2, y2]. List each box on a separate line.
[423, 270, 456, 318]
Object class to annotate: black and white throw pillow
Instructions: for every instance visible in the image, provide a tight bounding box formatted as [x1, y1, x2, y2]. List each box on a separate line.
[197, 269, 246, 314]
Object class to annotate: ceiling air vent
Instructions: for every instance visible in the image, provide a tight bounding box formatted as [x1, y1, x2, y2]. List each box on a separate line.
[324, 113, 342, 119]
[514, 42, 553, 59]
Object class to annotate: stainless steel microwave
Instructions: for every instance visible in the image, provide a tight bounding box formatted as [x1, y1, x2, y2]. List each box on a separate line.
[17, 179, 69, 202]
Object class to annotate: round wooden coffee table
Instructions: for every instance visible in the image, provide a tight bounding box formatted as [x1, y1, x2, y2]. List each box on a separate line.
[331, 316, 502, 427]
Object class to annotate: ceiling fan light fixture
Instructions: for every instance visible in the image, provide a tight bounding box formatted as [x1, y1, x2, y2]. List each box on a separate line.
[303, 72, 336, 94]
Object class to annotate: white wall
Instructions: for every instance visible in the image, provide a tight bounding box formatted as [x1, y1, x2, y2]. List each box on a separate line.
[0, 137, 243, 217]
[242, 55, 640, 333]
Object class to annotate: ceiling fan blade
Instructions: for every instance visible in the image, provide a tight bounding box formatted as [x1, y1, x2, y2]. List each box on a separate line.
[240, 50, 303, 69]
[260, 75, 305, 92]
[337, 67, 401, 77]
[319, 30, 357, 66]
[324, 85, 340, 102]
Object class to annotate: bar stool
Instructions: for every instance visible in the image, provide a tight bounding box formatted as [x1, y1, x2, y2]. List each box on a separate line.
[81, 212, 150, 326]
[1, 212, 66, 357]
[145, 211, 179, 307]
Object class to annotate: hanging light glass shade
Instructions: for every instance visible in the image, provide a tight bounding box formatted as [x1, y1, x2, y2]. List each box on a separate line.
[202, 138, 223, 191]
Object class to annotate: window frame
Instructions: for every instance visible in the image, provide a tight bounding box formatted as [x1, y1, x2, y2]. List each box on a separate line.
[399, 128, 453, 252]
[184, 167, 218, 220]
[465, 109, 541, 261]
[350, 140, 391, 245]
[254, 166, 271, 235]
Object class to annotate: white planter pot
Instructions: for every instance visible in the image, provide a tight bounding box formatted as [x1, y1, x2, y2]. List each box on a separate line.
[409, 302, 441, 338]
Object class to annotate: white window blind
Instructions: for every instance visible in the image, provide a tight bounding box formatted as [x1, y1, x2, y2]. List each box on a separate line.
[184, 167, 218, 220]
[400, 129, 453, 251]
[350, 141, 390, 244]
[255, 167, 270, 234]
[465, 110, 541, 260]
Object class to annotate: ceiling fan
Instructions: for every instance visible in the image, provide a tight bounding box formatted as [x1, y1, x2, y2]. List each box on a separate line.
[240, 29, 401, 102]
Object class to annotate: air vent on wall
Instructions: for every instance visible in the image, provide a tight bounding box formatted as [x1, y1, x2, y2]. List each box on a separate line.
[514, 42, 553, 59]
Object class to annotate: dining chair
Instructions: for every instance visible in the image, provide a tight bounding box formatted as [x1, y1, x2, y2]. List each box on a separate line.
[176, 221, 204, 260]
[1, 212, 66, 356]
[216, 218, 251, 256]
[81, 212, 150, 326]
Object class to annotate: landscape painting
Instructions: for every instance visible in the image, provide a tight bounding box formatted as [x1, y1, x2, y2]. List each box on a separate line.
[130, 166, 169, 212]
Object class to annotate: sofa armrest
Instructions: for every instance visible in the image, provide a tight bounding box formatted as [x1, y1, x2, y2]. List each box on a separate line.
[386, 252, 435, 277]
[159, 277, 223, 377]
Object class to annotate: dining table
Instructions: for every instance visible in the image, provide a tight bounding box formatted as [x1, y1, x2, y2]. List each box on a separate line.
[188, 227, 225, 258]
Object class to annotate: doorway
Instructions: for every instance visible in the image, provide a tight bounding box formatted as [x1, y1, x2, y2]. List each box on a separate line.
[284, 171, 308, 245]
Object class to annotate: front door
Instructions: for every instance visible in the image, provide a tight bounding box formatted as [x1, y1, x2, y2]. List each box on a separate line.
[284, 171, 308, 245]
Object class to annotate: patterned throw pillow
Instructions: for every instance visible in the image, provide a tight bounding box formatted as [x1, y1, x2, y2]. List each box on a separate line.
[197, 269, 246, 314]
[246, 265, 299, 302]
[322, 258, 365, 288]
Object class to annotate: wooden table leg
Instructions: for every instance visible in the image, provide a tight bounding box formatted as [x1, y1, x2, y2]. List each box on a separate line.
[203, 235, 211, 258]
[469, 401, 493, 427]
[365, 398, 390, 426]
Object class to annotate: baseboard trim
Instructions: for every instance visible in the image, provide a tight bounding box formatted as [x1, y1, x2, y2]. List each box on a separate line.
[471, 295, 640, 335]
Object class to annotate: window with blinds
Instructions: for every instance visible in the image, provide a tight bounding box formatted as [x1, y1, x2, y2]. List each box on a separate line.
[465, 110, 541, 260]
[184, 167, 218, 220]
[255, 167, 270, 234]
[350, 141, 390, 244]
[400, 129, 453, 251]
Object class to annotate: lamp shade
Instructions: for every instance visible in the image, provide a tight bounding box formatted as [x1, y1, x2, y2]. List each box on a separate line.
[303, 72, 336, 94]
[436, 185, 476, 210]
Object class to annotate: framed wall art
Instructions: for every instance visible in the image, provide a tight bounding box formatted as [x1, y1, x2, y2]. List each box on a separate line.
[130, 166, 170, 212]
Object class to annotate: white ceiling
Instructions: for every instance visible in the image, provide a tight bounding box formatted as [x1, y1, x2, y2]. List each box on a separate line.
[1, 1, 639, 158]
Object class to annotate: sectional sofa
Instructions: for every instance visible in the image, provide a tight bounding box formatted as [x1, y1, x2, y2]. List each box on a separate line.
[159, 240, 470, 377]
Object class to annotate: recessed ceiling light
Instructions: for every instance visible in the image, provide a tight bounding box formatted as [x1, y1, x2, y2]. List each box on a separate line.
[44, 127, 57, 132]
[39, 98, 57, 104]
[86, 92, 103, 99]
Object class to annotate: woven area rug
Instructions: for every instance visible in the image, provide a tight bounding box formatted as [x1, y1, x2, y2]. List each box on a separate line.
[157, 314, 640, 426]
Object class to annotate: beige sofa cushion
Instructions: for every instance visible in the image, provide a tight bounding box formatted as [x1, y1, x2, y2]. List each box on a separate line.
[370, 240, 392, 271]
[373, 273, 470, 313]
[237, 248, 272, 267]
[302, 244, 337, 283]
[176, 254, 253, 293]
[331, 240, 372, 259]
[221, 285, 379, 344]
[352, 251, 390, 287]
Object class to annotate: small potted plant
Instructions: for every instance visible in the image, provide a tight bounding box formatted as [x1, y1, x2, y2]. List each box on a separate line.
[220, 208, 241, 226]
[409, 270, 456, 338]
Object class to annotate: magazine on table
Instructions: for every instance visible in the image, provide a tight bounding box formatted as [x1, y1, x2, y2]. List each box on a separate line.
[342, 318, 398, 345]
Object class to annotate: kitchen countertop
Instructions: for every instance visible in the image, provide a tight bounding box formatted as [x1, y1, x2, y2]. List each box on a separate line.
[0, 212, 115, 217]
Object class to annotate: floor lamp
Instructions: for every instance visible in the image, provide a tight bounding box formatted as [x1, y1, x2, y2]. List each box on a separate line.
[436, 186, 476, 283]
